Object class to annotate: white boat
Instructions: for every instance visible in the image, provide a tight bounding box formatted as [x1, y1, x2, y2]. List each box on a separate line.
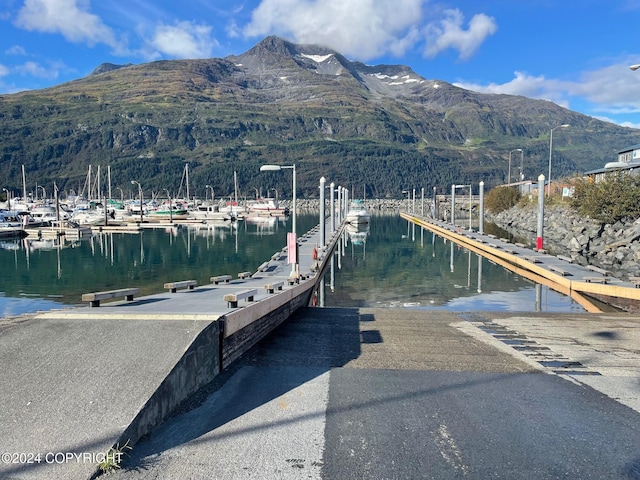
[246, 197, 288, 217]
[346, 222, 370, 245]
[0, 211, 27, 238]
[224, 201, 248, 220]
[147, 200, 189, 221]
[29, 204, 71, 226]
[71, 209, 110, 226]
[189, 203, 235, 222]
[345, 199, 370, 224]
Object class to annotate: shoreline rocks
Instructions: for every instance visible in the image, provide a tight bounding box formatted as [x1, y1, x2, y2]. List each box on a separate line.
[487, 203, 640, 281]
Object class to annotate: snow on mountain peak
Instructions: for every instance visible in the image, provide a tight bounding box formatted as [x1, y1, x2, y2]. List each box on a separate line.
[372, 72, 424, 86]
[300, 53, 334, 63]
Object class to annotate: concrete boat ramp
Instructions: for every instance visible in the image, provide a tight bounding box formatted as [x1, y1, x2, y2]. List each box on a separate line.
[0, 223, 336, 480]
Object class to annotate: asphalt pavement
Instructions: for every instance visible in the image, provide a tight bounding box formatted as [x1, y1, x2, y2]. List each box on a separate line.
[110, 307, 640, 480]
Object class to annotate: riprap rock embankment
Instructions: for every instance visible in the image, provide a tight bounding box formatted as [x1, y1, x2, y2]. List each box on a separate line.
[488, 204, 640, 281]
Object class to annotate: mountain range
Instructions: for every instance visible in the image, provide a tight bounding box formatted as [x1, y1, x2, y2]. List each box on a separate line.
[1, 35, 640, 200]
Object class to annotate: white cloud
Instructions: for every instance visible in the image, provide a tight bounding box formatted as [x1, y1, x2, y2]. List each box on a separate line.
[455, 71, 571, 108]
[456, 60, 640, 122]
[243, 0, 492, 62]
[5, 45, 27, 56]
[422, 8, 497, 60]
[240, 1, 496, 62]
[573, 64, 640, 111]
[15, 61, 61, 79]
[0, 64, 9, 77]
[149, 21, 217, 58]
[15, 0, 120, 49]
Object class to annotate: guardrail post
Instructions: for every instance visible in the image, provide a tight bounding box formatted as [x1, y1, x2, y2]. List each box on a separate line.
[451, 184, 456, 226]
[432, 187, 437, 219]
[330, 182, 335, 232]
[479, 181, 485, 234]
[536, 174, 545, 250]
[319, 177, 326, 246]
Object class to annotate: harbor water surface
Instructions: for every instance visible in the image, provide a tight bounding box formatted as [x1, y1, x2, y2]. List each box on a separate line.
[0, 212, 588, 318]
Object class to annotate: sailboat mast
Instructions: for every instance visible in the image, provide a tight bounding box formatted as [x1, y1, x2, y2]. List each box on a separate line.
[185, 164, 190, 202]
[21, 164, 26, 201]
[234, 171, 238, 205]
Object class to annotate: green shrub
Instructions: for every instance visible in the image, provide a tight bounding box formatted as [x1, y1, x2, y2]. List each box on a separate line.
[571, 173, 640, 224]
[485, 186, 521, 214]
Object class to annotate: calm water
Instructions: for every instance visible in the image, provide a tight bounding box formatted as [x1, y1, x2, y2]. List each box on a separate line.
[318, 213, 587, 312]
[0, 212, 587, 318]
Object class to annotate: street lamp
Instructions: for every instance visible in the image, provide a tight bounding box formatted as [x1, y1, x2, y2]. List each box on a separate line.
[116, 187, 124, 202]
[402, 190, 411, 213]
[519, 149, 525, 181]
[131, 180, 143, 223]
[508, 149, 522, 185]
[205, 184, 214, 203]
[548, 124, 569, 196]
[453, 184, 473, 231]
[164, 189, 173, 223]
[2, 188, 9, 210]
[260, 164, 296, 274]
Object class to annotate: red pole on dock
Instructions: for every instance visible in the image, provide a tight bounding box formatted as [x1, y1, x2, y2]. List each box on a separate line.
[536, 174, 545, 250]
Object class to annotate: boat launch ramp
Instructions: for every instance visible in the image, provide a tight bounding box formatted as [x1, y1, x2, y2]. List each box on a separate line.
[0, 221, 341, 480]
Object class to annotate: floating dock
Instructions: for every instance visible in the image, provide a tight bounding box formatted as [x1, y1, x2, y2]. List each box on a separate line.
[401, 212, 640, 312]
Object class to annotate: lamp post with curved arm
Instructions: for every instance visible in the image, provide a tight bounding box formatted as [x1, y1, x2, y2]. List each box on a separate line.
[548, 124, 569, 196]
[164, 189, 173, 223]
[205, 185, 214, 204]
[131, 180, 143, 223]
[508, 148, 522, 185]
[260, 164, 296, 275]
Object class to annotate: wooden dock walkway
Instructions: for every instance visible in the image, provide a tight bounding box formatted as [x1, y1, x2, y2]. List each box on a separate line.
[401, 212, 640, 312]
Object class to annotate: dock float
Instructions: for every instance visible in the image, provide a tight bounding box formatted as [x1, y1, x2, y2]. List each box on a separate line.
[401, 212, 640, 309]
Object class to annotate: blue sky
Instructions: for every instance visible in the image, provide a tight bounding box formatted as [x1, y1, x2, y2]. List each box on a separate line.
[2, 1, 640, 127]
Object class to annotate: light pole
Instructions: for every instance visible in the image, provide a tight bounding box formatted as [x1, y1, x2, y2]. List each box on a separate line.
[164, 189, 173, 223]
[116, 187, 124, 202]
[519, 149, 525, 181]
[260, 164, 296, 275]
[508, 149, 522, 185]
[38, 185, 46, 201]
[402, 190, 411, 213]
[205, 184, 214, 203]
[2, 188, 9, 210]
[452, 184, 472, 230]
[548, 124, 569, 196]
[131, 180, 143, 223]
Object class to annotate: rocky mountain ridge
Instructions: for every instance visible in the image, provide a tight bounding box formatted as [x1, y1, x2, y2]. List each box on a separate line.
[1, 36, 640, 199]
